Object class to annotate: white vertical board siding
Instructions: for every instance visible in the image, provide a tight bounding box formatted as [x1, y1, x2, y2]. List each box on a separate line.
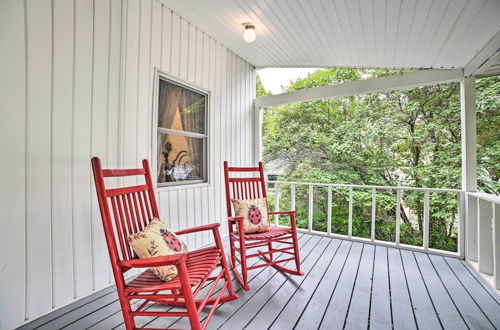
[219, 46, 229, 236]
[51, 0, 75, 307]
[92, 0, 114, 290]
[0, 0, 255, 328]
[0, 1, 26, 329]
[72, 0, 94, 299]
[107, 0, 123, 206]
[149, 0, 162, 161]
[122, 0, 139, 176]
[136, 0, 152, 164]
[25, 0, 53, 318]
[72, 2, 94, 298]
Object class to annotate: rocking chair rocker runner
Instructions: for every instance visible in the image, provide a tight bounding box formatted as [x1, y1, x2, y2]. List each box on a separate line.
[223, 161, 304, 291]
[91, 157, 238, 330]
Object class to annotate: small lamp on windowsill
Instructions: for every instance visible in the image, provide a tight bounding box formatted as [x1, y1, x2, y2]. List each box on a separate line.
[242, 23, 256, 43]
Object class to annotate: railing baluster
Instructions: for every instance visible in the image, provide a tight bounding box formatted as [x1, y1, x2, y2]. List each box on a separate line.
[274, 182, 280, 226]
[291, 184, 296, 211]
[396, 189, 401, 246]
[308, 185, 313, 232]
[348, 187, 353, 239]
[423, 191, 430, 250]
[327, 186, 332, 236]
[478, 199, 493, 275]
[458, 192, 465, 258]
[494, 203, 500, 289]
[466, 195, 478, 261]
[371, 188, 376, 242]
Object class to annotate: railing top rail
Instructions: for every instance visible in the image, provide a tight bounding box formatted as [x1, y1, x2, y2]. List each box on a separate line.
[467, 192, 500, 204]
[268, 180, 463, 194]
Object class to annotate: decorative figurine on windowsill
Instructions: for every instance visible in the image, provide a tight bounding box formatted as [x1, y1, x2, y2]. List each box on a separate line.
[173, 162, 194, 180]
[161, 141, 193, 182]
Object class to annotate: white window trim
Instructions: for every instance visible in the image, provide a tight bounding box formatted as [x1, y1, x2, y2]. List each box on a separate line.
[151, 68, 211, 191]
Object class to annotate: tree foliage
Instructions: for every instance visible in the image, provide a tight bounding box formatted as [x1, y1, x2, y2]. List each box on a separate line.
[256, 74, 271, 98]
[261, 69, 499, 252]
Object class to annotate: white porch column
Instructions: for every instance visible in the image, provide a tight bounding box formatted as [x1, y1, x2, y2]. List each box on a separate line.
[460, 76, 477, 192]
[461, 76, 478, 261]
[253, 105, 263, 163]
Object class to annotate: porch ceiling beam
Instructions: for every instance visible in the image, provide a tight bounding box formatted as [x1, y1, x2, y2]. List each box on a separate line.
[255, 69, 464, 108]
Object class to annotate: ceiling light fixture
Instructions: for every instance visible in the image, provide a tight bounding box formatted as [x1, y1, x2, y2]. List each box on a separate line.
[242, 23, 256, 43]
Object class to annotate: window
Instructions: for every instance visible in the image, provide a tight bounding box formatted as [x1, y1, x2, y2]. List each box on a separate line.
[156, 75, 208, 186]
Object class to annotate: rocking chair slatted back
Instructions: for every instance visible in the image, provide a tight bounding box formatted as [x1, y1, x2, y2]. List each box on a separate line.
[102, 168, 147, 177]
[223, 161, 267, 217]
[92, 157, 159, 262]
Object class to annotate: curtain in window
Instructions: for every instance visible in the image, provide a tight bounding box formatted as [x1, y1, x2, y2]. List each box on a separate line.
[178, 91, 204, 176]
[158, 82, 184, 129]
[158, 82, 184, 182]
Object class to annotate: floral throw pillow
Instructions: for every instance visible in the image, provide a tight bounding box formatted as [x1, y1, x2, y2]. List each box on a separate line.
[231, 198, 270, 234]
[128, 218, 188, 282]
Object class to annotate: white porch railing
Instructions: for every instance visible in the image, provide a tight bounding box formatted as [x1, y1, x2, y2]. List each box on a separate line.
[268, 181, 465, 258]
[465, 192, 500, 290]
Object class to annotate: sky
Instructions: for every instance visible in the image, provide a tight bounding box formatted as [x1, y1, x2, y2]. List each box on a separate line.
[257, 68, 321, 94]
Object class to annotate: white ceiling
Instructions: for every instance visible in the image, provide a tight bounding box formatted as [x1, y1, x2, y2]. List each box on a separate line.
[163, 0, 500, 71]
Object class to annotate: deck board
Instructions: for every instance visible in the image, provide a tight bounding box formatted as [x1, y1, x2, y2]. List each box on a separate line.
[459, 258, 500, 305]
[368, 246, 392, 330]
[268, 239, 342, 329]
[445, 257, 500, 326]
[216, 235, 324, 330]
[18, 233, 500, 330]
[386, 248, 417, 330]
[429, 254, 495, 329]
[319, 242, 364, 329]
[17, 286, 116, 330]
[400, 249, 442, 329]
[414, 252, 468, 330]
[294, 240, 352, 329]
[35, 292, 118, 330]
[343, 243, 374, 330]
[221, 237, 332, 329]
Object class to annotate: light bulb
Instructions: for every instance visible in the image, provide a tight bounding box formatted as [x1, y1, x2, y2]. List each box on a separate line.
[243, 24, 256, 43]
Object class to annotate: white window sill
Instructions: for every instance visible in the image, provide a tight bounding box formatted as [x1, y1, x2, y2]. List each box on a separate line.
[155, 182, 211, 192]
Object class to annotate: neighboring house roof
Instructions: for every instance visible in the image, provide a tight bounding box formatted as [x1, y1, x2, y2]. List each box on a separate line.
[265, 158, 293, 176]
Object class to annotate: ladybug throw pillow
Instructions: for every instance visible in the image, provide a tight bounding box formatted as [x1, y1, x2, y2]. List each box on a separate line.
[128, 218, 188, 282]
[231, 198, 270, 234]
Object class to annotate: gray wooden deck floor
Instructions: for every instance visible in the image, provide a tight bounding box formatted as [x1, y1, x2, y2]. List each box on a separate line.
[19, 233, 500, 330]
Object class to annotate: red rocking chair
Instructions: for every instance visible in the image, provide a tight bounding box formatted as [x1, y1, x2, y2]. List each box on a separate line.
[91, 157, 238, 330]
[223, 161, 303, 291]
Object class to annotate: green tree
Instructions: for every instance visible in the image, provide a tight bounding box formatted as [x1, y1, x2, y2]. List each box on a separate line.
[256, 74, 271, 98]
[477, 76, 500, 194]
[262, 68, 499, 252]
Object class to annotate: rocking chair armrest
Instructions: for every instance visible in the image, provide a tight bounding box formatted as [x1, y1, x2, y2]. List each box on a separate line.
[268, 210, 298, 229]
[175, 223, 220, 236]
[117, 253, 186, 269]
[177, 223, 226, 251]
